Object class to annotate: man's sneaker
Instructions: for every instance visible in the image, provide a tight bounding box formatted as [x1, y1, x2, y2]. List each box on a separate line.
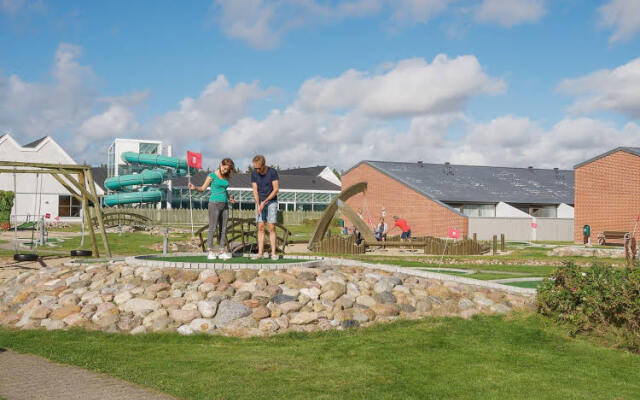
[270, 254, 279, 261]
[250, 253, 262, 260]
[219, 252, 232, 260]
[207, 252, 217, 260]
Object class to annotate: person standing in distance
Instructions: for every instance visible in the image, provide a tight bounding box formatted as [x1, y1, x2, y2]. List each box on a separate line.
[251, 155, 280, 260]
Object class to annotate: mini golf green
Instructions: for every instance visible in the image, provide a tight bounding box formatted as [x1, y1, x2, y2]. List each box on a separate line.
[500, 280, 542, 289]
[146, 255, 303, 264]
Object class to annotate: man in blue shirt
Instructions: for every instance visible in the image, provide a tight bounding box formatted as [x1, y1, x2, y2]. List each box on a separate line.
[251, 154, 280, 260]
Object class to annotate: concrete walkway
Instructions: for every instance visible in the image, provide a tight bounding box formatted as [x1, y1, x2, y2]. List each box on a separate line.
[0, 348, 177, 400]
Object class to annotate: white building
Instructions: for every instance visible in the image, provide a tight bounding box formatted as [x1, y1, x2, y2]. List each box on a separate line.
[107, 138, 171, 178]
[0, 134, 104, 222]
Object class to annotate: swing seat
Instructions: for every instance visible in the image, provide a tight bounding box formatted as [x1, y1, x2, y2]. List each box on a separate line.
[15, 221, 37, 231]
[70, 249, 92, 257]
[13, 253, 38, 262]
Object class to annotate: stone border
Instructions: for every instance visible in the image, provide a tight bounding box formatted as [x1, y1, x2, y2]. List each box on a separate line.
[322, 257, 538, 295]
[122, 253, 324, 271]
[64, 253, 536, 295]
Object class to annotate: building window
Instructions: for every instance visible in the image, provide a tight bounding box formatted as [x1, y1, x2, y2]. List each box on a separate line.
[461, 204, 495, 217]
[139, 143, 159, 154]
[58, 195, 82, 217]
[531, 206, 557, 218]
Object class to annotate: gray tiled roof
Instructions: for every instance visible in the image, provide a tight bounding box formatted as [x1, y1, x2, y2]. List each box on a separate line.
[22, 136, 48, 148]
[573, 147, 640, 169]
[281, 166, 326, 176]
[172, 170, 341, 191]
[357, 161, 574, 205]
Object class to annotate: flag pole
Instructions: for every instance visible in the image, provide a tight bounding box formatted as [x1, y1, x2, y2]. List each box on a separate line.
[188, 172, 194, 238]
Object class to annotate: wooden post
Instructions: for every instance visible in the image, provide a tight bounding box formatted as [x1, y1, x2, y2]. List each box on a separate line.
[492, 235, 497, 255]
[472, 233, 477, 242]
[78, 171, 99, 257]
[85, 168, 112, 258]
[500, 234, 505, 252]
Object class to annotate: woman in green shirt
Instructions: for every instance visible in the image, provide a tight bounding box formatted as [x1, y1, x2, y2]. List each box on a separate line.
[188, 158, 236, 260]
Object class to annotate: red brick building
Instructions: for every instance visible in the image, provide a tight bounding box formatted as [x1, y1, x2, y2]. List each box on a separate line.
[342, 161, 574, 239]
[574, 147, 640, 243]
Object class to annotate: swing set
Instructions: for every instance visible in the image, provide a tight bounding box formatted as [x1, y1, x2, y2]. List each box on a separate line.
[0, 160, 111, 260]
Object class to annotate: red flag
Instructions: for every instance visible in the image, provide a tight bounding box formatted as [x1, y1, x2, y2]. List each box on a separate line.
[187, 151, 202, 169]
[448, 228, 459, 239]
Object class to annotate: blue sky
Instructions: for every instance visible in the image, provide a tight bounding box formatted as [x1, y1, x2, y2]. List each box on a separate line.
[1, 0, 640, 170]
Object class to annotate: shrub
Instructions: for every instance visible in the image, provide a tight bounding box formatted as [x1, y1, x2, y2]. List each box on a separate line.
[537, 262, 640, 351]
[0, 190, 14, 225]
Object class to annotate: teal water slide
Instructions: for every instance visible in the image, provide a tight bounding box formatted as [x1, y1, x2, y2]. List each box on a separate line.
[104, 152, 197, 207]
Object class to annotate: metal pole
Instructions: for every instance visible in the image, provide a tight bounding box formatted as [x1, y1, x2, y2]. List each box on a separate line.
[188, 174, 194, 237]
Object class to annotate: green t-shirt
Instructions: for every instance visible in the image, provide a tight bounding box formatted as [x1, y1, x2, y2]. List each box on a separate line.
[209, 173, 229, 203]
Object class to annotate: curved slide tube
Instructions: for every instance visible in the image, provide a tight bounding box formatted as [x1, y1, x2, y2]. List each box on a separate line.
[104, 168, 167, 190]
[120, 152, 195, 176]
[104, 189, 163, 207]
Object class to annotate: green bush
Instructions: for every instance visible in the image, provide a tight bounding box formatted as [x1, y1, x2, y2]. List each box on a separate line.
[0, 190, 14, 224]
[537, 262, 640, 351]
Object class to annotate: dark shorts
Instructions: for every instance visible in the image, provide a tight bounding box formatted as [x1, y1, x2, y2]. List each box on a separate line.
[401, 230, 411, 239]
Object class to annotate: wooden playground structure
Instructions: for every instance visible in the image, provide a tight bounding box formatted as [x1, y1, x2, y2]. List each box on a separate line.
[0, 160, 112, 258]
[195, 217, 291, 255]
[308, 181, 489, 256]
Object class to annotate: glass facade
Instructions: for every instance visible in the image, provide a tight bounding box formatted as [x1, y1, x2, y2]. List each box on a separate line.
[168, 188, 337, 211]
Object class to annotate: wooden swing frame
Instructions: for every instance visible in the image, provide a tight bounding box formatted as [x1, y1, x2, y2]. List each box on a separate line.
[0, 160, 111, 258]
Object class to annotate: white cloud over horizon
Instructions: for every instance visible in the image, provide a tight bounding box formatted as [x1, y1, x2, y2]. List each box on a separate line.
[298, 55, 505, 118]
[559, 57, 640, 118]
[212, 0, 545, 49]
[474, 0, 546, 27]
[3, 42, 640, 174]
[599, 0, 640, 43]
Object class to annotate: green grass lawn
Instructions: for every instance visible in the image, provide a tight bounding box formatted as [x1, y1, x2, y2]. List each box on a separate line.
[146, 255, 305, 264]
[1, 314, 638, 399]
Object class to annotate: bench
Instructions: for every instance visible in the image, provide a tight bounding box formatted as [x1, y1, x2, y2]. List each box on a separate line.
[597, 231, 630, 246]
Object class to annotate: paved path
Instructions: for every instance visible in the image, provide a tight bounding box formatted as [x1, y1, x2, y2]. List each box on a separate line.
[0, 348, 177, 400]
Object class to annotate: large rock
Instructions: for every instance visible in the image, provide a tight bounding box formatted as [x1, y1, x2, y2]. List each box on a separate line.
[356, 295, 377, 308]
[370, 303, 400, 317]
[91, 303, 119, 327]
[299, 287, 321, 300]
[29, 305, 51, 319]
[189, 318, 215, 333]
[169, 309, 201, 323]
[121, 298, 160, 314]
[213, 300, 251, 328]
[290, 312, 319, 325]
[50, 304, 81, 320]
[320, 282, 346, 301]
[280, 301, 303, 314]
[271, 294, 297, 304]
[197, 301, 218, 318]
[62, 312, 86, 327]
[258, 318, 279, 333]
[113, 291, 133, 305]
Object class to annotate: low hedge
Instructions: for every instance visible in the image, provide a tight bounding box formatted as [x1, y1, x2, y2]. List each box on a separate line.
[537, 262, 640, 351]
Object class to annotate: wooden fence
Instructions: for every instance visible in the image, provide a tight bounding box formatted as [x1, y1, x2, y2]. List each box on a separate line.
[113, 208, 328, 226]
[312, 235, 366, 254]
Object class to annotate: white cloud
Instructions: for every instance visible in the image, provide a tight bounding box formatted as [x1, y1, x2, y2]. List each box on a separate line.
[298, 55, 505, 118]
[147, 75, 272, 152]
[212, 0, 384, 49]
[599, 0, 640, 43]
[475, 0, 546, 27]
[559, 57, 640, 118]
[389, 0, 450, 24]
[0, 43, 96, 142]
[450, 117, 640, 169]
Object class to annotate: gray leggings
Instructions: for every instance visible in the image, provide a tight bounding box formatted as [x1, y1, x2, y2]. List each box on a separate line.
[208, 202, 228, 251]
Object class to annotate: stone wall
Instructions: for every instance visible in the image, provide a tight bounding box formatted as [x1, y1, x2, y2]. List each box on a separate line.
[0, 261, 535, 337]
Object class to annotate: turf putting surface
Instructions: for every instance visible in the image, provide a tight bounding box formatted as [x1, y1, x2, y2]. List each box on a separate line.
[145, 255, 302, 264]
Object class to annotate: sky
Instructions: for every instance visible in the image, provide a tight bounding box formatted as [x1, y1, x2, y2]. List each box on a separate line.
[1, 0, 640, 171]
